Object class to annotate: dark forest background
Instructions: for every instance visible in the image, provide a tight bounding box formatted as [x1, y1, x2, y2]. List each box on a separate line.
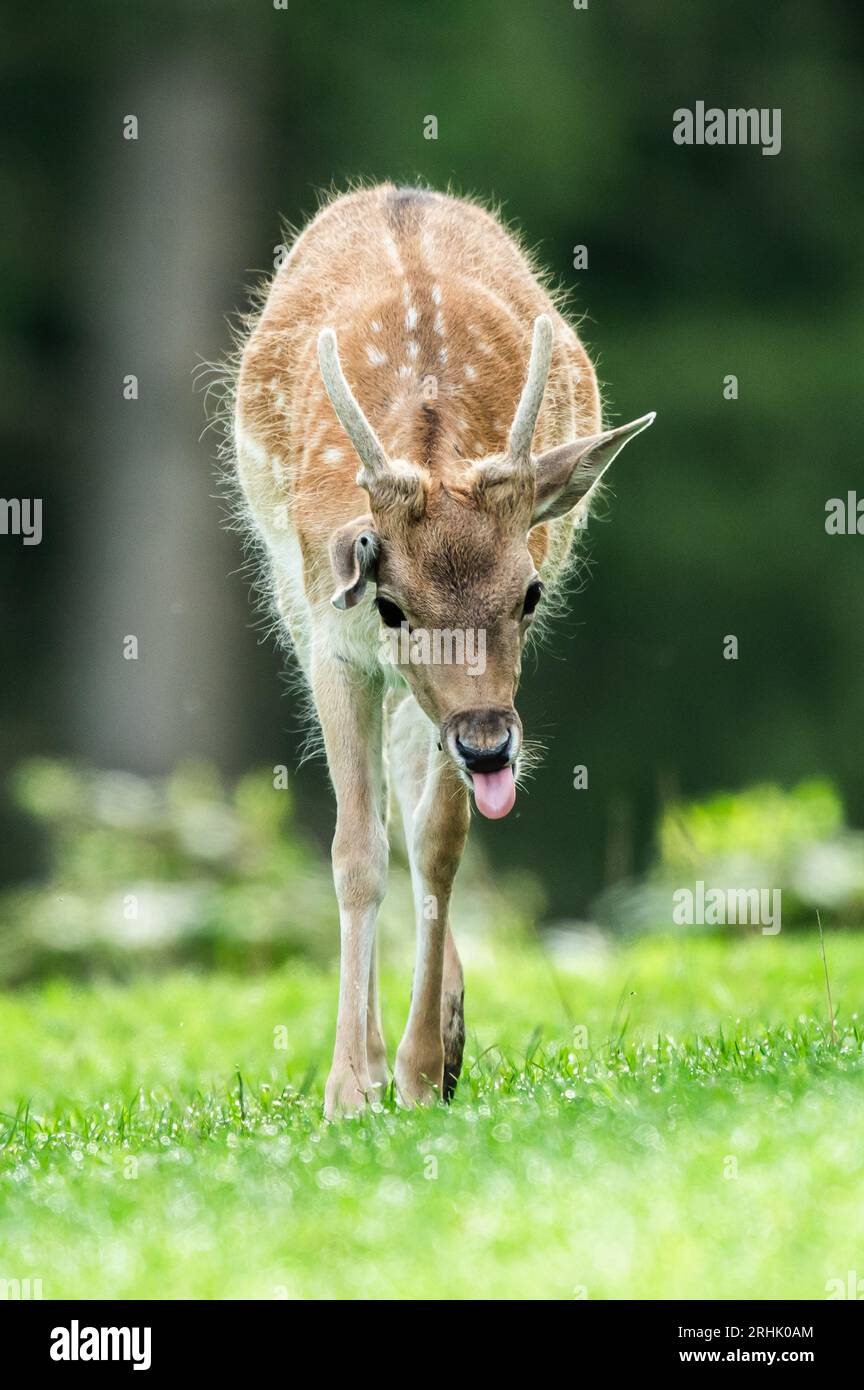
[2, 0, 863, 921]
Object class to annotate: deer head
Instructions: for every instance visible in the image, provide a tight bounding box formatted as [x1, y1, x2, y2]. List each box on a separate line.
[318, 316, 655, 819]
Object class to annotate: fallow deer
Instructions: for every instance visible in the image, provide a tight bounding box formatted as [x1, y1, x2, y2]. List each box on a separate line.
[232, 184, 654, 1118]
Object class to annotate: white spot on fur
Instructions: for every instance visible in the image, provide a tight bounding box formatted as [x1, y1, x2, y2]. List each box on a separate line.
[478, 340, 492, 355]
[366, 345, 387, 366]
[405, 306, 419, 330]
[407, 340, 419, 359]
[370, 319, 382, 333]
[438, 346, 448, 364]
[464, 363, 476, 379]
[398, 364, 412, 378]
[308, 419, 328, 448]
[323, 447, 344, 465]
[431, 285, 442, 305]
[434, 312, 445, 335]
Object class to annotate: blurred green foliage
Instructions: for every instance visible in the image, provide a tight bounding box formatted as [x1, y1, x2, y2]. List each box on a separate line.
[598, 777, 864, 932]
[658, 778, 864, 923]
[660, 779, 844, 865]
[0, 759, 540, 984]
[4, 759, 861, 988]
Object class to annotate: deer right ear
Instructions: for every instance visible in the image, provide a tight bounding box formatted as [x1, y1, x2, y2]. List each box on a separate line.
[531, 413, 656, 525]
[329, 515, 380, 610]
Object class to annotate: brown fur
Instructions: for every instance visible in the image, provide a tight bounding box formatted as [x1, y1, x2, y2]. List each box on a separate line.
[236, 184, 600, 604]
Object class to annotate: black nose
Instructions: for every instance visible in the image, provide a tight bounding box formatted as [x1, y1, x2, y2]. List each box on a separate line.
[455, 731, 512, 773]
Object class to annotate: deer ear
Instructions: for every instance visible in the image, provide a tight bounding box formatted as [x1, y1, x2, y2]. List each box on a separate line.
[531, 413, 656, 525]
[329, 514, 380, 610]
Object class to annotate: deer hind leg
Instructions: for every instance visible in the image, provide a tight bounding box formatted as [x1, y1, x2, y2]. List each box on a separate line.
[388, 694, 470, 1106]
[440, 930, 465, 1102]
[365, 920, 388, 1094]
[313, 651, 389, 1120]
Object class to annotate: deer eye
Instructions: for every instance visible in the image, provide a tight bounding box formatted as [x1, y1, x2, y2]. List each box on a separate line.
[522, 580, 544, 618]
[376, 596, 407, 628]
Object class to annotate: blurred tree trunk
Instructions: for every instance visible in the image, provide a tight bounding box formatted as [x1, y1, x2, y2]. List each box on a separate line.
[72, 53, 259, 774]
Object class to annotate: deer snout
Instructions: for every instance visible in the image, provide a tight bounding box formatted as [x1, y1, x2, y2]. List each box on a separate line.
[443, 708, 522, 773]
[443, 708, 522, 820]
[456, 730, 511, 773]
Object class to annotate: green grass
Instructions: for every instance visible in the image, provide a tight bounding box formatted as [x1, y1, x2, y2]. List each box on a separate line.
[1, 932, 863, 1300]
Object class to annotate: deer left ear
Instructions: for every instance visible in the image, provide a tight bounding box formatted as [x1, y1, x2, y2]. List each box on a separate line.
[531, 412, 656, 526]
[329, 514, 380, 610]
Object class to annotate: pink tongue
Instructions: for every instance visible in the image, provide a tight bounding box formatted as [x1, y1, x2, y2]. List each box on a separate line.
[472, 767, 516, 820]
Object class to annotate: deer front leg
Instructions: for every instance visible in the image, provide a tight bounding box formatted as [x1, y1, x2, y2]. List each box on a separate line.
[314, 653, 389, 1120]
[390, 702, 470, 1107]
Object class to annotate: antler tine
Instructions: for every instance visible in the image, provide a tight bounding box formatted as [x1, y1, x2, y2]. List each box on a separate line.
[507, 314, 554, 466]
[317, 327, 390, 486]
